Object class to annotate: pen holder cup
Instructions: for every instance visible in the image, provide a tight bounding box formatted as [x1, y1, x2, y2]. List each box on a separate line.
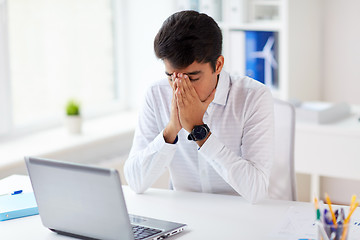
[319, 222, 350, 240]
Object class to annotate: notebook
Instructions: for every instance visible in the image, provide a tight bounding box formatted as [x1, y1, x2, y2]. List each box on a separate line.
[25, 156, 186, 240]
[0, 192, 39, 221]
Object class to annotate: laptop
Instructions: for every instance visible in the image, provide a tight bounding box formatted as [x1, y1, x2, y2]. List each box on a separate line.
[25, 156, 186, 240]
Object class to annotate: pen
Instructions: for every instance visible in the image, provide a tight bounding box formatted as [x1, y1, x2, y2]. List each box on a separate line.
[315, 221, 330, 240]
[323, 209, 333, 237]
[314, 197, 321, 220]
[314, 197, 326, 240]
[0, 190, 23, 197]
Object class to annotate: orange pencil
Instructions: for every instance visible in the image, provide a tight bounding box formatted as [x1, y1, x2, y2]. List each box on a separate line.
[350, 195, 357, 211]
[344, 201, 359, 224]
[340, 196, 358, 240]
[325, 193, 337, 227]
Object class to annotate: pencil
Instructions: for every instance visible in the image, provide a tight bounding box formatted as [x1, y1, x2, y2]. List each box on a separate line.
[340, 201, 359, 240]
[325, 193, 337, 227]
[350, 194, 357, 211]
[344, 201, 359, 224]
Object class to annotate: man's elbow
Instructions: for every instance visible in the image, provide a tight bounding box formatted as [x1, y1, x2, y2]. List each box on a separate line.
[238, 176, 269, 204]
[124, 168, 144, 194]
[248, 177, 269, 204]
[247, 189, 267, 204]
[124, 175, 148, 194]
[129, 184, 146, 194]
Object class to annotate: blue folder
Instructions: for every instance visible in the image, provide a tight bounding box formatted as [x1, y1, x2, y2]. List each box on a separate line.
[245, 30, 278, 87]
[0, 192, 39, 221]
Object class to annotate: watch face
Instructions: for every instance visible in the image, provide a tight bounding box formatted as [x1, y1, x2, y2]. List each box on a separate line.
[193, 126, 208, 140]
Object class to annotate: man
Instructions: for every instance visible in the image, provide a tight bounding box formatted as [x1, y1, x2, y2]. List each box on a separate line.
[124, 10, 274, 203]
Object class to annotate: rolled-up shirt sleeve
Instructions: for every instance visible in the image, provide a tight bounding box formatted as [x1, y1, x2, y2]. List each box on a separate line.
[124, 85, 177, 194]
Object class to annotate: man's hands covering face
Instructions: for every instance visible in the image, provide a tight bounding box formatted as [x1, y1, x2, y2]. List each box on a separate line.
[174, 73, 215, 133]
[163, 72, 216, 144]
[163, 73, 182, 144]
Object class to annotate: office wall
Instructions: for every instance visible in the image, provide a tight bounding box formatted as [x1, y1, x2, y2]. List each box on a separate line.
[123, 0, 360, 106]
[322, 0, 360, 105]
[125, 0, 174, 109]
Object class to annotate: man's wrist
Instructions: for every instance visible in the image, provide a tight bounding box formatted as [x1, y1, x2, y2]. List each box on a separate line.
[196, 132, 211, 148]
[163, 125, 180, 144]
[185, 120, 204, 133]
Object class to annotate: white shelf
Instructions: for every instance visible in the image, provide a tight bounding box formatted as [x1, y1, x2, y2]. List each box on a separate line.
[223, 0, 321, 101]
[175, 0, 322, 101]
[252, 1, 281, 7]
[220, 22, 282, 32]
[0, 111, 137, 178]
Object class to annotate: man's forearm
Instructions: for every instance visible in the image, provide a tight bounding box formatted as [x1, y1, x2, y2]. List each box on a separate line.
[125, 131, 178, 193]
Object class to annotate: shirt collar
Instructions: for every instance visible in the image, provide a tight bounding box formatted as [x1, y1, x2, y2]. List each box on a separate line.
[212, 70, 230, 106]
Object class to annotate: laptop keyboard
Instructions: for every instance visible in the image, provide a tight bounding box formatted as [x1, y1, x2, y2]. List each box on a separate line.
[132, 225, 162, 240]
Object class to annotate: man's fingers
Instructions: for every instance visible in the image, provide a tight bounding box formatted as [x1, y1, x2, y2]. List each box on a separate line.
[170, 73, 176, 91]
[183, 75, 196, 97]
[176, 75, 186, 95]
[182, 75, 191, 92]
[181, 74, 200, 100]
[172, 90, 177, 105]
[178, 80, 192, 107]
[176, 87, 184, 107]
[176, 73, 189, 95]
[175, 79, 190, 106]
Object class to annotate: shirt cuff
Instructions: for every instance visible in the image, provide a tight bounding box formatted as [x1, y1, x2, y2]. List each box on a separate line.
[152, 129, 178, 154]
[198, 133, 224, 158]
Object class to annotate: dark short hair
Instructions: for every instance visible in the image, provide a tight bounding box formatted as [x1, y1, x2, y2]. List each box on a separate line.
[154, 10, 222, 72]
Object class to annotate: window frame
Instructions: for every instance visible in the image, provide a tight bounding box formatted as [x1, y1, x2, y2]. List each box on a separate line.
[0, 0, 12, 136]
[0, 0, 129, 140]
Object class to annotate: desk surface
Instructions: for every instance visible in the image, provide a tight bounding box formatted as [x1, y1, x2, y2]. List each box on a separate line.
[1, 176, 360, 240]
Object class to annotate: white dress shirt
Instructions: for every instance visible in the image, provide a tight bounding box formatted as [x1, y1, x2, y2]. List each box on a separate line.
[124, 70, 274, 203]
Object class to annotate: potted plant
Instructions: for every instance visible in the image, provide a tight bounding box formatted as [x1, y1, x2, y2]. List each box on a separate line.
[65, 99, 82, 134]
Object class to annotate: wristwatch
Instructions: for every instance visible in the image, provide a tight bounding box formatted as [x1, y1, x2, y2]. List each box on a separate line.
[188, 124, 210, 141]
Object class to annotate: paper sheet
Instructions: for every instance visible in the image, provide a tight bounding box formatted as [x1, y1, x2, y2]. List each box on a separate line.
[271, 206, 316, 239]
[0, 175, 33, 195]
[271, 206, 360, 240]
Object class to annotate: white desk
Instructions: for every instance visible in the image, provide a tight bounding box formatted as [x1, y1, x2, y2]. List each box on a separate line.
[295, 108, 360, 200]
[1, 175, 360, 240]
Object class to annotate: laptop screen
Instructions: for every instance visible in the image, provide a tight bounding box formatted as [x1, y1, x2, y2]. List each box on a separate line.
[25, 156, 134, 240]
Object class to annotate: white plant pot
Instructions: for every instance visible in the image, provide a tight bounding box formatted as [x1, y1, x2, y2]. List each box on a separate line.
[66, 115, 82, 134]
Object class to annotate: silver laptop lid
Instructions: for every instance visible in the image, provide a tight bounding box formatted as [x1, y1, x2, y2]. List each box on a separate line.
[25, 156, 134, 240]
